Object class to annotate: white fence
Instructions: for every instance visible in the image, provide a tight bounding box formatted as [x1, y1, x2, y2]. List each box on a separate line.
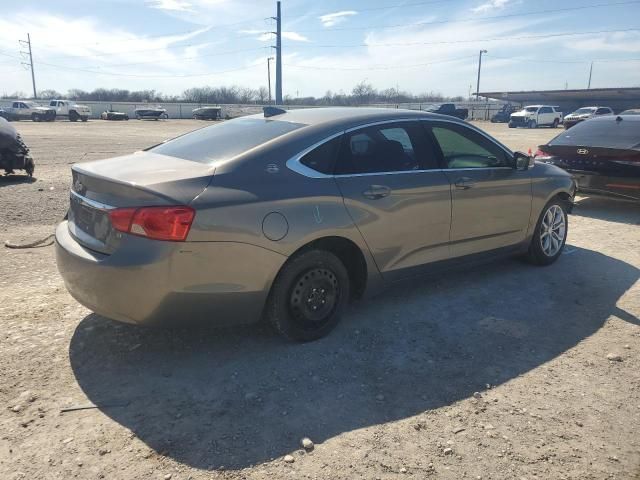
[0, 99, 512, 120]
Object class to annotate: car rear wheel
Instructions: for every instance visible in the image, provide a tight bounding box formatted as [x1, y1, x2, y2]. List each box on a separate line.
[266, 250, 350, 342]
[69, 111, 79, 122]
[552, 119, 559, 128]
[526, 198, 568, 266]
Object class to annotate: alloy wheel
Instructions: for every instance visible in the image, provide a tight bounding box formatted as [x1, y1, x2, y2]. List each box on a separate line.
[539, 205, 566, 257]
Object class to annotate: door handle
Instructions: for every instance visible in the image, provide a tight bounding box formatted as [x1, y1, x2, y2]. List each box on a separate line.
[454, 177, 475, 189]
[362, 185, 391, 199]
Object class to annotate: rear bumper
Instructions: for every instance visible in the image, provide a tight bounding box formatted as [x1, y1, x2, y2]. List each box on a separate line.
[568, 170, 640, 201]
[55, 221, 287, 326]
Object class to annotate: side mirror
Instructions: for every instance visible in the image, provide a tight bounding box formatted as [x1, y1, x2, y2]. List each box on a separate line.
[514, 151, 533, 171]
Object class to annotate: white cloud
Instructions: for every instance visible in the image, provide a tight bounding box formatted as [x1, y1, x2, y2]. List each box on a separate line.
[471, 0, 511, 14]
[319, 10, 357, 28]
[283, 31, 310, 42]
[252, 31, 309, 42]
[145, 0, 193, 12]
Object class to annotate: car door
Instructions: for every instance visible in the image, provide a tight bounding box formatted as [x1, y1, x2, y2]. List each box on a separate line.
[428, 121, 532, 257]
[334, 121, 451, 279]
[538, 106, 552, 125]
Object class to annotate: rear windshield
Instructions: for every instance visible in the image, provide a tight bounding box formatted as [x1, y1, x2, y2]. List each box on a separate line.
[550, 118, 640, 150]
[152, 117, 305, 164]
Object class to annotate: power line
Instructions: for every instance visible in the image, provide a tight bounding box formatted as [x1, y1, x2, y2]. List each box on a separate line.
[293, 1, 640, 32]
[38, 46, 270, 69]
[292, 28, 640, 48]
[34, 61, 262, 78]
[287, 55, 478, 71]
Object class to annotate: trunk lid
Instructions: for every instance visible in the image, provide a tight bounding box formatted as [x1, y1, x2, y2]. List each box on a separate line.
[68, 151, 213, 254]
[541, 144, 640, 176]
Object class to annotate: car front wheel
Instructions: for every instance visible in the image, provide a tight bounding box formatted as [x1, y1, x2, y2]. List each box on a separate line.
[266, 250, 350, 342]
[526, 199, 568, 265]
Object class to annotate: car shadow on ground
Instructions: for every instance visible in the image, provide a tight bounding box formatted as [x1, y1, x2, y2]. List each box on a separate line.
[69, 247, 639, 470]
[0, 175, 35, 187]
[573, 196, 640, 225]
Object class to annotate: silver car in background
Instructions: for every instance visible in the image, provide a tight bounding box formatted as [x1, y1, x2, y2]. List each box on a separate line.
[56, 107, 575, 341]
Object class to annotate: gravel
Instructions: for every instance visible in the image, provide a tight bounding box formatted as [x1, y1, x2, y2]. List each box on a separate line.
[1, 120, 638, 480]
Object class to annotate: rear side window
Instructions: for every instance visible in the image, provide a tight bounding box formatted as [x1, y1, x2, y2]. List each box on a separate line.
[300, 136, 341, 174]
[596, 108, 611, 115]
[152, 117, 305, 164]
[430, 123, 511, 169]
[550, 118, 640, 150]
[334, 122, 435, 175]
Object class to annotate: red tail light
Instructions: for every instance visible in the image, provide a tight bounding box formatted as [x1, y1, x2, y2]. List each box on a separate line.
[108, 206, 195, 242]
[534, 148, 552, 160]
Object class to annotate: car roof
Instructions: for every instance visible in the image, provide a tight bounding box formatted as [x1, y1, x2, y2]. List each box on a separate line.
[247, 107, 456, 130]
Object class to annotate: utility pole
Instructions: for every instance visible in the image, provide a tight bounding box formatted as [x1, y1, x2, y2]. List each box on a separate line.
[587, 61, 593, 89]
[475, 49, 487, 102]
[267, 56, 274, 104]
[274, 1, 283, 104]
[19, 33, 37, 99]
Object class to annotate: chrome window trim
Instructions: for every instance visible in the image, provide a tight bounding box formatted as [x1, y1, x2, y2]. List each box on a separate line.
[286, 117, 516, 179]
[70, 189, 116, 210]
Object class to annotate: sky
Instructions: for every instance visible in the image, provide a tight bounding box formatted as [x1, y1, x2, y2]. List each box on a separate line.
[0, 0, 639, 99]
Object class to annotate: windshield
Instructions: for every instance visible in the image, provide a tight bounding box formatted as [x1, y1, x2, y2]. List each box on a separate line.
[524, 107, 538, 112]
[550, 118, 640, 150]
[573, 108, 596, 114]
[151, 116, 306, 164]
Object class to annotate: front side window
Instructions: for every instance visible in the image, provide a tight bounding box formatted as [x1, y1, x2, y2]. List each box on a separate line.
[334, 122, 433, 175]
[539, 107, 552, 114]
[525, 107, 538, 112]
[596, 108, 611, 115]
[430, 123, 511, 169]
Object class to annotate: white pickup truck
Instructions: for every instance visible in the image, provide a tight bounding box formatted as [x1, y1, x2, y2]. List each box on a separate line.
[0, 101, 56, 122]
[508, 105, 563, 129]
[48, 100, 92, 122]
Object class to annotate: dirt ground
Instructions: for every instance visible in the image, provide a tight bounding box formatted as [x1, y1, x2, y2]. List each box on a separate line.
[1, 119, 639, 480]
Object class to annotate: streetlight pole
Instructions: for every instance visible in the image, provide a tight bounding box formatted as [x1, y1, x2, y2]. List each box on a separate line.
[476, 49, 487, 102]
[267, 57, 274, 104]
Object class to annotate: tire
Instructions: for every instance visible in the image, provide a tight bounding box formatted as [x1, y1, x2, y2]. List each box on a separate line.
[81, 116, 88, 122]
[552, 119, 559, 128]
[528, 120, 537, 129]
[25, 157, 35, 177]
[508, 122, 515, 128]
[69, 111, 79, 122]
[31, 113, 41, 122]
[526, 198, 569, 266]
[266, 249, 350, 342]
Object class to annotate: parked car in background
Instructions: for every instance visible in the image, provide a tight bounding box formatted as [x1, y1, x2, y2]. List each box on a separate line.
[101, 110, 129, 121]
[134, 106, 168, 120]
[509, 105, 563, 129]
[2, 100, 56, 122]
[619, 109, 640, 115]
[192, 106, 222, 120]
[425, 103, 468, 120]
[49, 100, 91, 122]
[491, 104, 517, 123]
[0, 117, 34, 176]
[536, 114, 639, 201]
[563, 106, 613, 129]
[56, 107, 574, 342]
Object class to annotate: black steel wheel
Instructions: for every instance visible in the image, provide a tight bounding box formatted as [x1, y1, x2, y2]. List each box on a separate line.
[266, 250, 349, 342]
